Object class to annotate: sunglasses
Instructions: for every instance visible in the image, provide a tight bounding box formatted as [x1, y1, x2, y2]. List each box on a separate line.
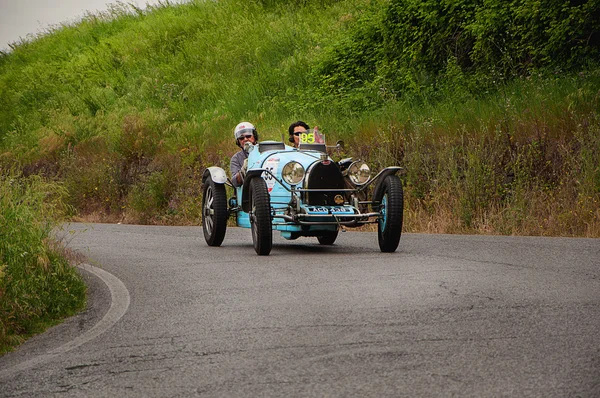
[292, 131, 308, 136]
[238, 134, 253, 140]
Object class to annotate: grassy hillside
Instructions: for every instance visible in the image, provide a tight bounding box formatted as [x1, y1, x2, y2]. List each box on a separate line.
[1, 0, 599, 235]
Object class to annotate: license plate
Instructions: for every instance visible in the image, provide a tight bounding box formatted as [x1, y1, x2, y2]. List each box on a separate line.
[306, 206, 353, 214]
[331, 206, 353, 214]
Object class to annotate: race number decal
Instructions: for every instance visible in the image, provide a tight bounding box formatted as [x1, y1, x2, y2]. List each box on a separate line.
[300, 129, 325, 144]
[262, 157, 280, 192]
[300, 132, 315, 144]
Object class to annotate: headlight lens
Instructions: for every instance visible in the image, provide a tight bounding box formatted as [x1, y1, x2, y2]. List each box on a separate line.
[348, 161, 371, 185]
[282, 161, 305, 185]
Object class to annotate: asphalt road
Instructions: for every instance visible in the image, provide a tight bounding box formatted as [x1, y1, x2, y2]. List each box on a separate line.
[1, 223, 599, 397]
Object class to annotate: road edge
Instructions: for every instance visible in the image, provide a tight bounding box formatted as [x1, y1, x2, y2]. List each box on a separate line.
[0, 263, 130, 379]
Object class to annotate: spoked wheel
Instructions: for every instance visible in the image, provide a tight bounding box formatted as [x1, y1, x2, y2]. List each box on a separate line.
[376, 175, 403, 252]
[317, 229, 339, 245]
[202, 177, 228, 246]
[249, 177, 272, 255]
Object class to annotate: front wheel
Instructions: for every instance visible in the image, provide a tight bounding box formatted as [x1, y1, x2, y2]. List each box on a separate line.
[249, 177, 272, 255]
[202, 177, 228, 246]
[376, 175, 403, 252]
[317, 229, 339, 245]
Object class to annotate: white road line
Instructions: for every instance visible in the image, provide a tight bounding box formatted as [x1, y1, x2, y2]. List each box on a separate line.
[0, 263, 130, 378]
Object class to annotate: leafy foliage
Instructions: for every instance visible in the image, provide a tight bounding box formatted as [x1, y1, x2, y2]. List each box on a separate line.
[314, 0, 600, 110]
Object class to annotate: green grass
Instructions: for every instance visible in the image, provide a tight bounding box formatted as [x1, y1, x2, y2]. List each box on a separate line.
[0, 171, 86, 354]
[0, 0, 598, 234]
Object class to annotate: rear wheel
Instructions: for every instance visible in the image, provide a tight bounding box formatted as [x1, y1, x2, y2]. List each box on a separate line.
[202, 177, 228, 246]
[250, 177, 272, 255]
[376, 175, 403, 252]
[317, 229, 339, 245]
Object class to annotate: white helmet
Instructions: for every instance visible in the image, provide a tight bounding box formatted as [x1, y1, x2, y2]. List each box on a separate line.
[234, 122, 257, 140]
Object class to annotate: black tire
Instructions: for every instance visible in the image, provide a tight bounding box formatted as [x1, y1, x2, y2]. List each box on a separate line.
[202, 177, 228, 246]
[317, 229, 339, 245]
[376, 175, 403, 252]
[249, 177, 272, 255]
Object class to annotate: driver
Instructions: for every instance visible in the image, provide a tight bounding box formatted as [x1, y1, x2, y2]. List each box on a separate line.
[230, 122, 258, 187]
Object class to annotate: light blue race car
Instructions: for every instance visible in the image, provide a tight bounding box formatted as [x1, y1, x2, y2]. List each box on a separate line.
[202, 131, 404, 255]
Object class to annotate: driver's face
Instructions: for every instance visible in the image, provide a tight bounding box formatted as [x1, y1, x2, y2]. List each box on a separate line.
[292, 126, 306, 147]
[238, 133, 256, 146]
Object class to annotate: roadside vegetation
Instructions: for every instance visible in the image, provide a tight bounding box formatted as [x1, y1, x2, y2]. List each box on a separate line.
[0, 171, 86, 354]
[0, 0, 598, 349]
[1, 0, 598, 235]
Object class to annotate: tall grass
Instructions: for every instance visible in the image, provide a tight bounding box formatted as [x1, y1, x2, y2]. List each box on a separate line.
[0, 171, 86, 354]
[350, 72, 600, 236]
[0, 0, 598, 235]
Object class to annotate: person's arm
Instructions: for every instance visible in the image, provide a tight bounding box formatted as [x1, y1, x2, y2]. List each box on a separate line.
[230, 152, 245, 187]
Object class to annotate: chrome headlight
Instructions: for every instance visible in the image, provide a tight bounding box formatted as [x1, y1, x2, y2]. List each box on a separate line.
[348, 161, 371, 185]
[282, 161, 305, 185]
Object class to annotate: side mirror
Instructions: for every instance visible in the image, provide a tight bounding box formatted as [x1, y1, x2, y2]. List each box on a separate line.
[335, 140, 344, 149]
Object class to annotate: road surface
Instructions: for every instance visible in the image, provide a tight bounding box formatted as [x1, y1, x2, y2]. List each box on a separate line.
[1, 223, 599, 397]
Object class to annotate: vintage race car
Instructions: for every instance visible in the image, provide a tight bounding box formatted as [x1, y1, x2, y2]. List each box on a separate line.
[202, 130, 404, 255]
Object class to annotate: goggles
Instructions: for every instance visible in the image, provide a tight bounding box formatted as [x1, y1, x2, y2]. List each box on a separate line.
[236, 128, 255, 140]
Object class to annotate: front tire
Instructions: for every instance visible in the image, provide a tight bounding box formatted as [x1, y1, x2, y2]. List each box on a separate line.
[249, 177, 272, 255]
[317, 229, 339, 245]
[202, 177, 228, 246]
[376, 175, 403, 252]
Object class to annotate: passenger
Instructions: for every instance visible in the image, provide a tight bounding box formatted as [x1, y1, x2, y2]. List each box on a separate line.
[230, 122, 258, 187]
[288, 120, 310, 148]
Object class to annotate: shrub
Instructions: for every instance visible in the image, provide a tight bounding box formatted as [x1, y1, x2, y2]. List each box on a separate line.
[314, 0, 600, 109]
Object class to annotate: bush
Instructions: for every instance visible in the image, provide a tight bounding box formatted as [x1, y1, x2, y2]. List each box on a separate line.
[314, 0, 600, 108]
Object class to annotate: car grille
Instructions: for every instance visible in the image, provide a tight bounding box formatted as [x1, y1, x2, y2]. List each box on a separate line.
[303, 161, 345, 205]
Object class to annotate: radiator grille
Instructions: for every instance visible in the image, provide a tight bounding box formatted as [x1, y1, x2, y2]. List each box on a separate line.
[303, 161, 345, 205]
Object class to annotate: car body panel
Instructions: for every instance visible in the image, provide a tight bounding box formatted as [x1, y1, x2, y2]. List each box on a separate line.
[236, 140, 383, 235]
[202, 166, 228, 185]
